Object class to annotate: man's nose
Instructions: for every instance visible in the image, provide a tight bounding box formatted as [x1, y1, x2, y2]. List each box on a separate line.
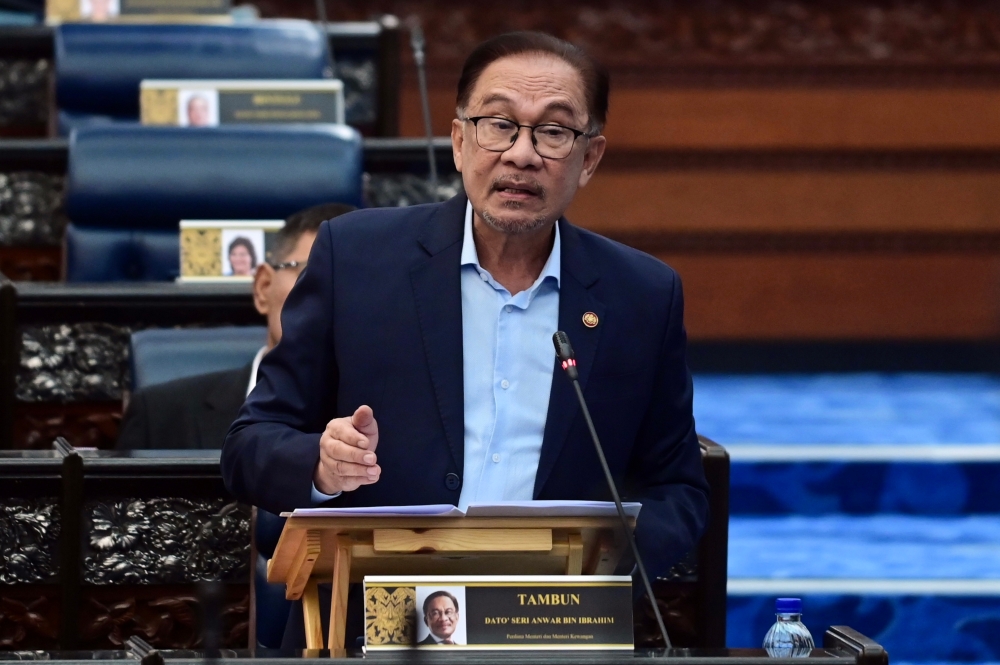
[502, 126, 542, 167]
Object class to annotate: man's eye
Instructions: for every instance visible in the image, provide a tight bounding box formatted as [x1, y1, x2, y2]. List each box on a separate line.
[489, 119, 516, 131]
[538, 127, 568, 138]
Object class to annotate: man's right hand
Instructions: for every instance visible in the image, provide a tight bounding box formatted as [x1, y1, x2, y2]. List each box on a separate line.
[314, 405, 380, 494]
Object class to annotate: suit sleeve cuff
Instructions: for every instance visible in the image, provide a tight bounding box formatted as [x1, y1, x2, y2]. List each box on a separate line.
[311, 483, 341, 504]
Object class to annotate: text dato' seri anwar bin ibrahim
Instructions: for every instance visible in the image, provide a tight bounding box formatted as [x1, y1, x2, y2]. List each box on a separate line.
[222, 29, 710, 642]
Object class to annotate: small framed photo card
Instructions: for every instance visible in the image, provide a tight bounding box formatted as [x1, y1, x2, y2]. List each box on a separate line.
[416, 586, 467, 646]
[179, 220, 283, 283]
[79, 0, 119, 21]
[179, 89, 220, 127]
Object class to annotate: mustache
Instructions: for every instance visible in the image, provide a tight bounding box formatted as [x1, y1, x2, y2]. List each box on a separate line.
[491, 175, 545, 197]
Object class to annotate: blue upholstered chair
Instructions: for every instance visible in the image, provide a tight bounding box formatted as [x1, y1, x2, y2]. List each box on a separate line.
[128, 326, 267, 391]
[64, 123, 363, 281]
[55, 21, 329, 132]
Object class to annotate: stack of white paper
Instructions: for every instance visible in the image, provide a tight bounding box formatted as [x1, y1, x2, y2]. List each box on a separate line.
[287, 500, 641, 519]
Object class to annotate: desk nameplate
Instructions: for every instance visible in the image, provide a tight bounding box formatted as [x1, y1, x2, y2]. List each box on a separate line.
[364, 575, 634, 651]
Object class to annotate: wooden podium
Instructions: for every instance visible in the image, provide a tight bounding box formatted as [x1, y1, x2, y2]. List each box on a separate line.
[267, 514, 633, 649]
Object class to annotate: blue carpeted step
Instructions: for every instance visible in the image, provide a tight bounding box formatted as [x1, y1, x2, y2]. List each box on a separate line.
[728, 515, 1000, 661]
[693, 373, 1000, 515]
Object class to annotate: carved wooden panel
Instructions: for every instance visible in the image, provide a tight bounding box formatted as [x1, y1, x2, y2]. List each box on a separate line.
[0, 587, 61, 650]
[635, 583, 699, 648]
[0, 247, 61, 282]
[13, 402, 122, 450]
[79, 587, 248, 650]
[261, 0, 1000, 69]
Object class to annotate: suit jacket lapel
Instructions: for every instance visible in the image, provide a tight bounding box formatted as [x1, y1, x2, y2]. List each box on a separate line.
[410, 194, 467, 473]
[534, 220, 605, 496]
[197, 364, 253, 449]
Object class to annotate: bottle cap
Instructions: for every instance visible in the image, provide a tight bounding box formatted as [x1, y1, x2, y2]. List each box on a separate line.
[775, 598, 802, 613]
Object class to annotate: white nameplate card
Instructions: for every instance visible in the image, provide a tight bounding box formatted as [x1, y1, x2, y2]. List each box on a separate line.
[141, 80, 345, 127]
[47, 0, 230, 24]
[364, 575, 634, 651]
[179, 220, 283, 283]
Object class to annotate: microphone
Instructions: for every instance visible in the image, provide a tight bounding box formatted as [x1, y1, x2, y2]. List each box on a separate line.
[407, 16, 439, 202]
[551, 331, 672, 649]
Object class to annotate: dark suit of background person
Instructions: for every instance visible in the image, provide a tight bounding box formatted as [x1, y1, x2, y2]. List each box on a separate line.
[115, 203, 356, 450]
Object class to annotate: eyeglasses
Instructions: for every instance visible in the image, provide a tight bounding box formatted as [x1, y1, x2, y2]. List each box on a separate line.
[270, 260, 307, 272]
[463, 116, 590, 160]
[427, 609, 457, 620]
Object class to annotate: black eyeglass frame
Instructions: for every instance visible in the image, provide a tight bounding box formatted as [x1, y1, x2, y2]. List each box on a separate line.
[463, 116, 592, 159]
[270, 260, 307, 271]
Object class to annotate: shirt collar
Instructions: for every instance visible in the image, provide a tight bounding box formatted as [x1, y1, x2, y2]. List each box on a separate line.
[460, 200, 561, 287]
[247, 345, 267, 397]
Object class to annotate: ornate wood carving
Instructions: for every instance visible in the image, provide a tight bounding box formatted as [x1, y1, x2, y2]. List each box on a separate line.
[13, 402, 122, 450]
[634, 583, 700, 648]
[258, 0, 1000, 71]
[0, 589, 60, 650]
[80, 588, 249, 650]
[0, 247, 61, 281]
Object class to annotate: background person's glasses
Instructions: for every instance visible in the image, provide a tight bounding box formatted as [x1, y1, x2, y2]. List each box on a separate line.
[270, 260, 307, 272]
[464, 116, 589, 159]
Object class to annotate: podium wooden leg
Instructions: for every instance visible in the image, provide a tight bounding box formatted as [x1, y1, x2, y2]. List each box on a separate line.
[566, 533, 583, 575]
[328, 536, 352, 651]
[302, 579, 324, 649]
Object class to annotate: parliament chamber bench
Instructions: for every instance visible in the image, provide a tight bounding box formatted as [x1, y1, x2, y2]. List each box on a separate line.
[0, 135, 456, 282]
[0, 439, 730, 652]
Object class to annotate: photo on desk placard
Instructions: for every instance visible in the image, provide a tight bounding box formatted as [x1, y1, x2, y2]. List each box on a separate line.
[79, 0, 119, 21]
[416, 587, 467, 646]
[221, 229, 264, 277]
[179, 89, 219, 127]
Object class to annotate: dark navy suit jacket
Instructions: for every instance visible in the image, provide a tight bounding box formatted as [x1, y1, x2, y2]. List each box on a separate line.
[222, 193, 709, 575]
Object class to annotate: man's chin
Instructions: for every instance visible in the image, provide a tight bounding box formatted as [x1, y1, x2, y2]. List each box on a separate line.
[480, 207, 549, 236]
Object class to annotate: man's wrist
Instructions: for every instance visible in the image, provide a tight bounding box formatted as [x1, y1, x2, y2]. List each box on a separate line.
[311, 482, 341, 504]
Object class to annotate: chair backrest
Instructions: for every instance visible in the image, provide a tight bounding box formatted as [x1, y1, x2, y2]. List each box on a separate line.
[64, 123, 362, 281]
[55, 21, 328, 123]
[129, 326, 266, 391]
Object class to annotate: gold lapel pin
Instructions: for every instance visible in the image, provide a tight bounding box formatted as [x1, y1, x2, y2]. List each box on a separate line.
[582, 312, 599, 328]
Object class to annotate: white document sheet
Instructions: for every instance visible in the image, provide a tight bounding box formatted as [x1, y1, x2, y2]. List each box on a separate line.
[287, 500, 640, 519]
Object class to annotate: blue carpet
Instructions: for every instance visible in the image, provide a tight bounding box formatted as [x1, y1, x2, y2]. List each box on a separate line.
[729, 515, 1000, 580]
[707, 373, 1000, 661]
[694, 373, 1000, 444]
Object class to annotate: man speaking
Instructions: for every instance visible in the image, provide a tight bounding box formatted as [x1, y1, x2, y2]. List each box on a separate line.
[223, 30, 709, 634]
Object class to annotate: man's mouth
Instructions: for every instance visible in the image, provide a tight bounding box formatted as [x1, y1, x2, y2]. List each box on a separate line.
[493, 179, 542, 198]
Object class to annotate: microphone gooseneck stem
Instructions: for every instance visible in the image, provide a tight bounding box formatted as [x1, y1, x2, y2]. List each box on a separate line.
[314, 0, 337, 79]
[569, 378, 673, 649]
[409, 21, 439, 201]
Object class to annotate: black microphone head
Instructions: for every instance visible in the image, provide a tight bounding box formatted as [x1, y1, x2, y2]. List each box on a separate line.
[552, 331, 575, 362]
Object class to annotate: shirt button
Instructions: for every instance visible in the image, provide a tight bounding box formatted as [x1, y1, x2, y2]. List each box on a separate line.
[500, 379, 510, 389]
[505, 305, 512, 313]
[444, 473, 461, 491]
[492, 453, 501, 463]
[480, 273, 488, 282]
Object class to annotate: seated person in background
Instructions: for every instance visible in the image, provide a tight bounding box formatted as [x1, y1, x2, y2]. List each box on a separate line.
[116, 202, 356, 450]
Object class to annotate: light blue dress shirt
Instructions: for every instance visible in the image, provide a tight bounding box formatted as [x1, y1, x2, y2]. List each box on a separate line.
[457, 201, 561, 509]
[312, 202, 561, 506]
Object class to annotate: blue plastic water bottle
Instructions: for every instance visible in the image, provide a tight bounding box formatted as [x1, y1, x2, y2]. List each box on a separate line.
[762, 598, 815, 657]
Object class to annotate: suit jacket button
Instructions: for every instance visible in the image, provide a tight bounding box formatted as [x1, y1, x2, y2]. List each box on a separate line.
[444, 473, 460, 491]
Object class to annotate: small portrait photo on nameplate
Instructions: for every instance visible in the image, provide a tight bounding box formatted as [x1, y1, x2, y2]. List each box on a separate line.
[140, 80, 345, 126]
[179, 89, 220, 127]
[364, 575, 633, 651]
[179, 220, 283, 283]
[79, 0, 119, 21]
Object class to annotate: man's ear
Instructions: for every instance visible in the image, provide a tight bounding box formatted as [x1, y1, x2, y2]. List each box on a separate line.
[452, 117, 465, 173]
[252, 263, 274, 316]
[578, 134, 606, 189]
